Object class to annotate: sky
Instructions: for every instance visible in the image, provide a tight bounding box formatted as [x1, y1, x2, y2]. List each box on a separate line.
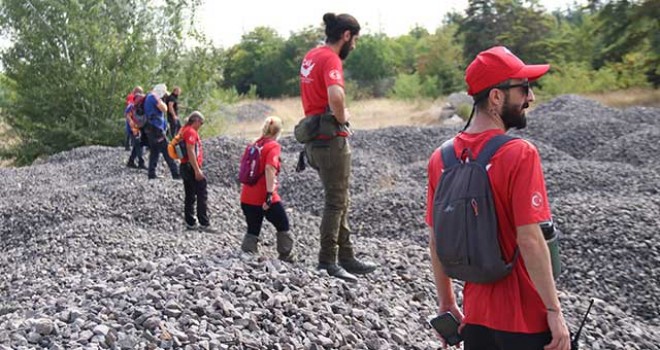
[198, 0, 587, 48]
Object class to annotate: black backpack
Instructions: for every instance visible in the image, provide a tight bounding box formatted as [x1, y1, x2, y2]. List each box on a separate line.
[432, 134, 519, 284]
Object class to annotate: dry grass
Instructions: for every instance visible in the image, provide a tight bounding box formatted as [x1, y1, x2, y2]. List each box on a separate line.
[583, 88, 660, 108]
[224, 97, 439, 138]
[225, 88, 660, 139]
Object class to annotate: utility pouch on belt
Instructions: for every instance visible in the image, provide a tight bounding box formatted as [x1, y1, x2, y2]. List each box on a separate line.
[294, 111, 347, 143]
[294, 114, 321, 143]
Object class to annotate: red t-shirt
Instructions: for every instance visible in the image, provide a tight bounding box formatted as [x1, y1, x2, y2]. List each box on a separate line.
[240, 139, 282, 206]
[300, 46, 344, 116]
[180, 125, 203, 166]
[126, 93, 135, 107]
[425, 129, 552, 334]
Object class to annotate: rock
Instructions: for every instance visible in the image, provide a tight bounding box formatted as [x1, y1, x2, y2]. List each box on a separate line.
[0, 96, 658, 350]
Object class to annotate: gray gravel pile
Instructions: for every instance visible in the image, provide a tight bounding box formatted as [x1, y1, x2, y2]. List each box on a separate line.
[1, 95, 659, 349]
[220, 102, 275, 123]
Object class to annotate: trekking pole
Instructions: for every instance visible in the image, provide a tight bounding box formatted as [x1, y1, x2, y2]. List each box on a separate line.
[570, 298, 595, 350]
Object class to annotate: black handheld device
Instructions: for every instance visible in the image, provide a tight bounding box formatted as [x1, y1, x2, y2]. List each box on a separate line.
[429, 312, 462, 346]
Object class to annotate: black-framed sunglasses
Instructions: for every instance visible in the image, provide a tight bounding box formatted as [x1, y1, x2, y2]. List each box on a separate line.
[493, 81, 531, 95]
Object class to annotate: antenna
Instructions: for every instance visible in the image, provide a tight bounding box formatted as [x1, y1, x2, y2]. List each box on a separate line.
[571, 299, 595, 350]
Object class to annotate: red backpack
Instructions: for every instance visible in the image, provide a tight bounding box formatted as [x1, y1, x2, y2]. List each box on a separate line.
[238, 138, 272, 185]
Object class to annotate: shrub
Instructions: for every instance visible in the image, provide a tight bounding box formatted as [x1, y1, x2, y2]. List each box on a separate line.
[389, 73, 423, 100]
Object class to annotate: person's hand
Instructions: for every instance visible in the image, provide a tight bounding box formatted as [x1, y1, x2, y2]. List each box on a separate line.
[544, 309, 570, 350]
[194, 169, 205, 181]
[436, 303, 464, 348]
[262, 192, 273, 210]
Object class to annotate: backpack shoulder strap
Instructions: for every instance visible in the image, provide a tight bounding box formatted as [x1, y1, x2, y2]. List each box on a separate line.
[440, 138, 459, 168]
[475, 134, 518, 166]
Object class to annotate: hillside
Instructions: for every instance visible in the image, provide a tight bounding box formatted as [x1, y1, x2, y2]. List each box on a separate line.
[0, 95, 658, 349]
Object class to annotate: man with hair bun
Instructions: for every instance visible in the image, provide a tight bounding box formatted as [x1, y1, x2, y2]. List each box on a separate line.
[298, 12, 377, 283]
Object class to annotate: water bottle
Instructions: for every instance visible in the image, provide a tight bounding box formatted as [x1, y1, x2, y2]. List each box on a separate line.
[540, 220, 561, 279]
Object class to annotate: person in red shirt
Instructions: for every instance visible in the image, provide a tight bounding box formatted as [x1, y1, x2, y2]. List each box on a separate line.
[240, 116, 296, 262]
[179, 111, 215, 233]
[124, 86, 143, 150]
[426, 46, 570, 350]
[298, 13, 377, 283]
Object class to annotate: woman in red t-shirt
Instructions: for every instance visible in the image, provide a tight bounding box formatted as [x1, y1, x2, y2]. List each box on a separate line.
[240, 116, 296, 262]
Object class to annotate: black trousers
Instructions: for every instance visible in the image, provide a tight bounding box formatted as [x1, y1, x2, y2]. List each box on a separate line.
[168, 117, 181, 139]
[145, 124, 179, 179]
[241, 202, 289, 237]
[181, 163, 209, 227]
[462, 324, 552, 350]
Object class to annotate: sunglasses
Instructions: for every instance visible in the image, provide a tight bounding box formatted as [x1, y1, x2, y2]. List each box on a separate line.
[493, 81, 531, 95]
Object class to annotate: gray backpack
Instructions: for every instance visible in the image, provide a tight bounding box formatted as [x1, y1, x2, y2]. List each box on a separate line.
[432, 134, 519, 284]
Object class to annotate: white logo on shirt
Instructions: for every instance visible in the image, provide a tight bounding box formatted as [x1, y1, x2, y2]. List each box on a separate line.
[329, 69, 341, 81]
[300, 59, 315, 77]
[531, 192, 543, 208]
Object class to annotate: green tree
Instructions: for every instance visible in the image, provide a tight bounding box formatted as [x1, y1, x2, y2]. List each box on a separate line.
[415, 25, 465, 95]
[458, 0, 555, 63]
[344, 34, 398, 97]
[0, 0, 204, 164]
[222, 27, 286, 98]
[280, 26, 324, 96]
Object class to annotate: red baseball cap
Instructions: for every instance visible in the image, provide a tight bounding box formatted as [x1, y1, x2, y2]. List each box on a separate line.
[465, 46, 550, 96]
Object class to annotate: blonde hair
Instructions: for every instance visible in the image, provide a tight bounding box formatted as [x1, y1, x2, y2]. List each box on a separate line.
[261, 116, 283, 139]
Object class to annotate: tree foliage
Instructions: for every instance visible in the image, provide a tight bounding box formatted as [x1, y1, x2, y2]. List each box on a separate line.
[0, 0, 221, 164]
[1, 0, 657, 164]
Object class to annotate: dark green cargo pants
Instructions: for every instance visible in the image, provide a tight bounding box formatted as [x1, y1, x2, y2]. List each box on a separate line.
[305, 136, 355, 264]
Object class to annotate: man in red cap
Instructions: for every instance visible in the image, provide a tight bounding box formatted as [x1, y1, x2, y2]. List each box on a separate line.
[426, 46, 570, 350]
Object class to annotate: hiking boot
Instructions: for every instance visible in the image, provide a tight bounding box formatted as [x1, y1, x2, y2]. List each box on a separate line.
[276, 231, 297, 262]
[127, 162, 138, 169]
[339, 258, 378, 275]
[241, 234, 259, 253]
[317, 263, 358, 283]
[199, 225, 219, 234]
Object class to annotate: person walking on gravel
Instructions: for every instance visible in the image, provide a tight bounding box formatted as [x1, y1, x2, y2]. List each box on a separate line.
[426, 46, 570, 350]
[144, 83, 180, 180]
[124, 86, 143, 150]
[124, 92, 146, 169]
[166, 86, 182, 139]
[179, 111, 216, 233]
[297, 12, 377, 283]
[239, 116, 296, 262]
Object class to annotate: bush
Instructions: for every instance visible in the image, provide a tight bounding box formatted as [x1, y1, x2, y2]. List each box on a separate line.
[389, 73, 423, 100]
[537, 58, 650, 99]
[456, 104, 473, 121]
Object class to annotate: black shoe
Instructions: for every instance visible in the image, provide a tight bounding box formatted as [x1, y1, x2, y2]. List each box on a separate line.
[339, 258, 378, 275]
[317, 263, 358, 283]
[138, 164, 147, 170]
[126, 162, 138, 169]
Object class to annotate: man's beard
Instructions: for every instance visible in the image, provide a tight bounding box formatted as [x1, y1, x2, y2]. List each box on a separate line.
[501, 95, 529, 130]
[339, 40, 352, 60]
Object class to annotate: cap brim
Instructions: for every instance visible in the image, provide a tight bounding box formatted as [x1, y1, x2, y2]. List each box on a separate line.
[511, 64, 550, 82]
